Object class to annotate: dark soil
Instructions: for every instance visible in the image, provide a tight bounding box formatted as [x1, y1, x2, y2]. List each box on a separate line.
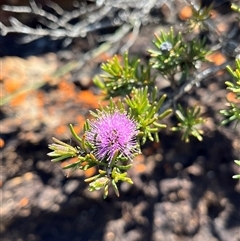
[1, 1, 240, 241]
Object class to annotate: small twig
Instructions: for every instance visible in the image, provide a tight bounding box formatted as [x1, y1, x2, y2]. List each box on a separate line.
[160, 60, 234, 113]
[1, 81, 46, 106]
[2, 5, 31, 13]
[71, 24, 132, 78]
[0, 0, 167, 43]
[28, 0, 59, 24]
[120, 18, 141, 53]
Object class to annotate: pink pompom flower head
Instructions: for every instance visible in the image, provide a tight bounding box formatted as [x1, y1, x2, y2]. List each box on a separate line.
[85, 110, 139, 165]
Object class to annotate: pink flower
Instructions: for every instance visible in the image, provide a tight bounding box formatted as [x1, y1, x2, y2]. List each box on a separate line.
[86, 111, 138, 163]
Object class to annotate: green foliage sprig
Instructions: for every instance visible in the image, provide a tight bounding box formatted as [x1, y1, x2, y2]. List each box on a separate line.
[220, 102, 240, 126]
[148, 27, 209, 88]
[125, 87, 172, 144]
[48, 137, 80, 162]
[220, 4, 240, 180]
[220, 59, 240, 125]
[93, 52, 154, 98]
[187, 3, 213, 31]
[171, 105, 205, 142]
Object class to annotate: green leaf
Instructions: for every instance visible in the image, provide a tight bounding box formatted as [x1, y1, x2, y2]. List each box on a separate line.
[69, 124, 82, 143]
[233, 174, 240, 179]
[234, 160, 240, 166]
[112, 180, 120, 197]
[62, 160, 82, 169]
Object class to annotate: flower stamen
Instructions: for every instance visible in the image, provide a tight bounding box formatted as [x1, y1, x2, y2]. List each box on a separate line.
[85, 111, 139, 164]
